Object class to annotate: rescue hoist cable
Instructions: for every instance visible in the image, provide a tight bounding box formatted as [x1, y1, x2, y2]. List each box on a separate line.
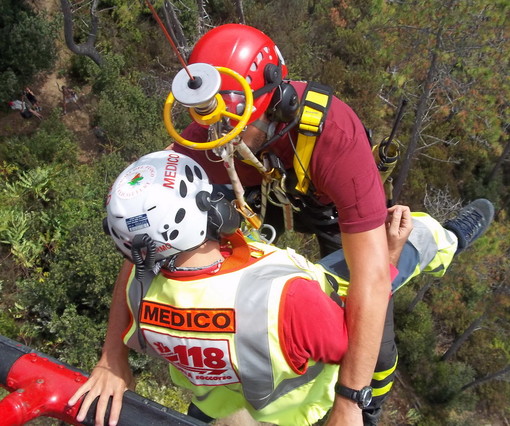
[144, 0, 193, 80]
[148, 4, 285, 240]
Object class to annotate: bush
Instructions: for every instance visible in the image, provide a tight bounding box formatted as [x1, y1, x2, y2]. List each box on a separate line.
[46, 305, 107, 371]
[396, 301, 436, 368]
[0, 310, 19, 339]
[0, 112, 77, 169]
[135, 367, 191, 414]
[0, 1, 57, 101]
[68, 54, 97, 85]
[90, 54, 126, 94]
[95, 78, 168, 159]
[19, 218, 122, 317]
[423, 361, 476, 405]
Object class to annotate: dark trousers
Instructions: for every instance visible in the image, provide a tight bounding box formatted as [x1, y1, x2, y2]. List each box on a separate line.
[319, 247, 397, 426]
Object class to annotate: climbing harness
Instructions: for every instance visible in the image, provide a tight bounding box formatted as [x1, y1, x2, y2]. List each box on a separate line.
[293, 82, 334, 194]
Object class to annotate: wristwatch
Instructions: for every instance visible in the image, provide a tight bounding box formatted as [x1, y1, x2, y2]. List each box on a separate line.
[334, 383, 373, 409]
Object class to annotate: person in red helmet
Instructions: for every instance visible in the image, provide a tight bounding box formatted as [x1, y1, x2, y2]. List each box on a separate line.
[170, 23, 492, 425]
[171, 23, 392, 425]
[188, 24, 289, 125]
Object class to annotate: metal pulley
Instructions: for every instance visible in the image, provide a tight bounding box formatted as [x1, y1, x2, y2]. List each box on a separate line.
[172, 63, 221, 109]
[164, 65, 253, 149]
[171, 63, 227, 126]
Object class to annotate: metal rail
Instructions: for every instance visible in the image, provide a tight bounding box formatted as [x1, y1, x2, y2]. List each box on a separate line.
[0, 334, 205, 425]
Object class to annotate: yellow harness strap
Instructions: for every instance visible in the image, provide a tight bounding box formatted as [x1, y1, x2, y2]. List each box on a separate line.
[294, 82, 334, 194]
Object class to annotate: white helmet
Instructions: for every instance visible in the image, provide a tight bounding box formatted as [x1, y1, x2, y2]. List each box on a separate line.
[104, 150, 238, 263]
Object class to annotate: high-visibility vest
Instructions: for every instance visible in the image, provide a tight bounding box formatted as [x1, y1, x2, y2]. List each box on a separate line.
[123, 240, 345, 425]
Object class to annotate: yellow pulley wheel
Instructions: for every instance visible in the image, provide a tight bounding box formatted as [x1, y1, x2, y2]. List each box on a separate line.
[164, 65, 254, 150]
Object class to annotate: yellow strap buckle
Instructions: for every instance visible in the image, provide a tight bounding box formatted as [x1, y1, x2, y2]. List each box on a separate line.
[294, 83, 334, 194]
[234, 200, 262, 230]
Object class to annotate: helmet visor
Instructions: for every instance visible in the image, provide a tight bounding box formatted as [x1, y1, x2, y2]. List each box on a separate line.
[220, 91, 248, 118]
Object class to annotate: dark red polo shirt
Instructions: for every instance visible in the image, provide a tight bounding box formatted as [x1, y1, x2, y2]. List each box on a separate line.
[174, 81, 386, 234]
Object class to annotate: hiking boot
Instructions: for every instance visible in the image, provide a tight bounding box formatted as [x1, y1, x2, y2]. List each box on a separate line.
[444, 198, 494, 254]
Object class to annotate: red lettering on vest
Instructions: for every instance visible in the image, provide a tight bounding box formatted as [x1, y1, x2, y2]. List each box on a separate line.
[140, 301, 235, 333]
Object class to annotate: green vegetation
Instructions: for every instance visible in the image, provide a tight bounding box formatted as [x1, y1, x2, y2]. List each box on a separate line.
[0, 0, 508, 424]
[0, 0, 57, 103]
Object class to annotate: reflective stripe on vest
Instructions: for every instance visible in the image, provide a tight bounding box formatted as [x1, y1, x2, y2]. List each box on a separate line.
[124, 242, 340, 412]
[235, 261, 325, 409]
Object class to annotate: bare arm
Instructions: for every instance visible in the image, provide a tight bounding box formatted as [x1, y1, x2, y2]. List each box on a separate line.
[68, 259, 135, 426]
[327, 224, 391, 425]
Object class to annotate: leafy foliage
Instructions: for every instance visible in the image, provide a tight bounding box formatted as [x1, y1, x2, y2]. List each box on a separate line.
[85, 54, 169, 159]
[0, 1, 508, 423]
[17, 217, 123, 366]
[0, 112, 77, 169]
[395, 298, 436, 366]
[373, 0, 510, 203]
[0, 0, 57, 102]
[135, 366, 191, 414]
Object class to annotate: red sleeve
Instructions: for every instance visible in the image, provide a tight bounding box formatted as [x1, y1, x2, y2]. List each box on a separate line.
[390, 264, 399, 282]
[279, 277, 348, 373]
[309, 96, 387, 234]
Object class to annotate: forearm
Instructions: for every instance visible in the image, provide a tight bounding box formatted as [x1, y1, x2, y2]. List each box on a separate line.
[341, 279, 389, 386]
[69, 259, 135, 425]
[328, 226, 391, 423]
[101, 260, 133, 355]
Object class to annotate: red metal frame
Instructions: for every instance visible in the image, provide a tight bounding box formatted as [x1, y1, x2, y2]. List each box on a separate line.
[0, 352, 84, 425]
[0, 335, 205, 425]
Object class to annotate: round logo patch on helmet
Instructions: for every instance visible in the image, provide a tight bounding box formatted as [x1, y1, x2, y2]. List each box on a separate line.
[114, 164, 157, 199]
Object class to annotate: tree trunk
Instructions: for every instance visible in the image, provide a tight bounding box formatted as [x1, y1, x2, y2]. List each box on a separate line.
[407, 278, 436, 313]
[441, 313, 486, 361]
[163, 1, 188, 57]
[61, 0, 103, 66]
[392, 49, 438, 201]
[461, 364, 510, 392]
[235, 0, 246, 24]
[196, 0, 206, 35]
[485, 137, 510, 185]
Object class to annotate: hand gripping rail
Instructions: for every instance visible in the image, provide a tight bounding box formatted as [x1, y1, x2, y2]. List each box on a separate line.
[0, 334, 206, 426]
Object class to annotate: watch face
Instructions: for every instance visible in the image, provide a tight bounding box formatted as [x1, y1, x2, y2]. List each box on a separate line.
[359, 386, 373, 408]
[335, 384, 373, 409]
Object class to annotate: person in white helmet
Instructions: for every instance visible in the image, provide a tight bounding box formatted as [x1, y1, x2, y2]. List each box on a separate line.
[68, 150, 493, 426]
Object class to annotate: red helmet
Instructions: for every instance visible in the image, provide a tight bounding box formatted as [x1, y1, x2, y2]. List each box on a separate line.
[189, 24, 288, 124]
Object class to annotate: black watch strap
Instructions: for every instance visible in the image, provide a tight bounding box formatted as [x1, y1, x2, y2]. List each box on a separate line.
[334, 383, 373, 409]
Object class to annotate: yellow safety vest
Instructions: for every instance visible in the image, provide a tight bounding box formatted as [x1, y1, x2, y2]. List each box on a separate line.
[123, 241, 345, 425]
